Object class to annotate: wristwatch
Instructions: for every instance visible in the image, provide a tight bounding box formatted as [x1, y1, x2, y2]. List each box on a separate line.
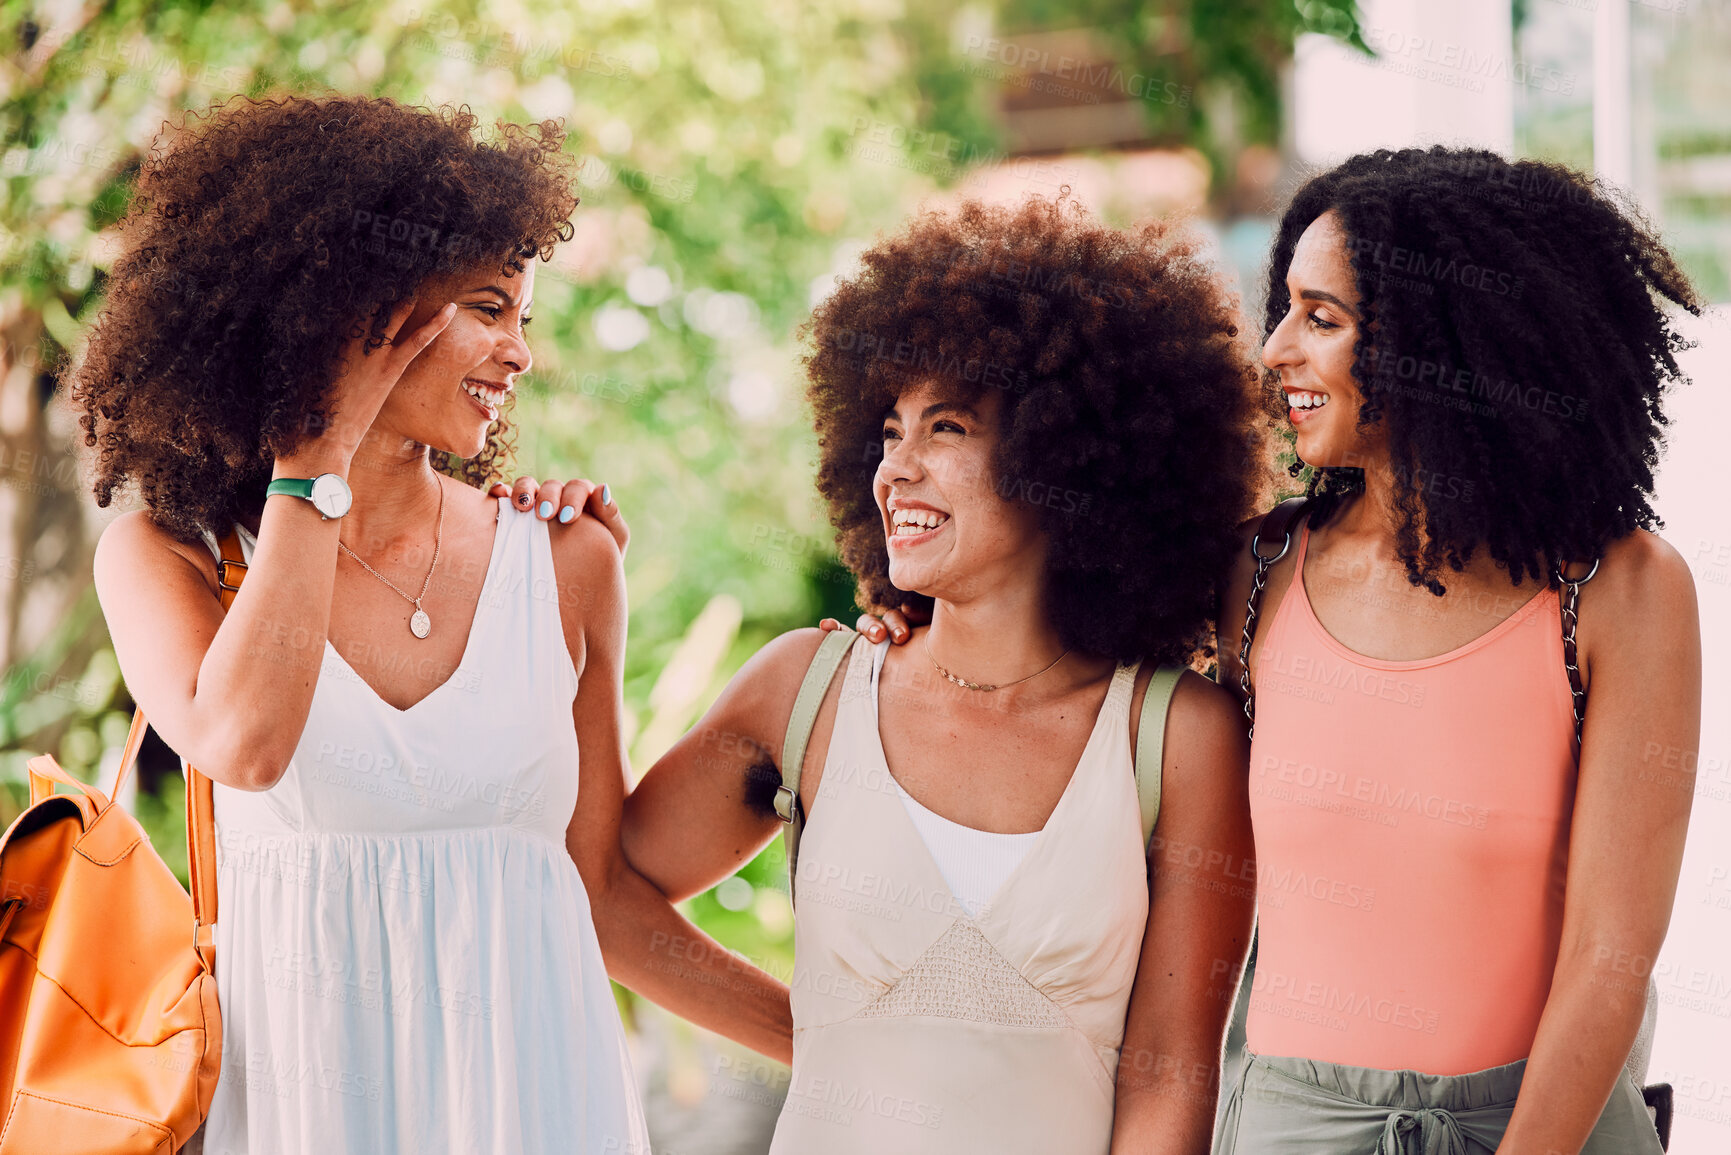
[266, 473, 352, 520]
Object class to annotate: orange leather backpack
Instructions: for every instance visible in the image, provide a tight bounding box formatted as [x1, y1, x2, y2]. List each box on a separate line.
[0, 529, 241, 1153]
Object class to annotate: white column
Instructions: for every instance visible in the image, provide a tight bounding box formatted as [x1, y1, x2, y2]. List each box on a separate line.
[1592, 0, 1634, 186]
[1293, 0, 1515, 166]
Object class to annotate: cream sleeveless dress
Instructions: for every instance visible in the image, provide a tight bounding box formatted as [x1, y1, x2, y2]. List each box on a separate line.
[192, 496, 650, 1154]
[769, 635, 1151, 1154]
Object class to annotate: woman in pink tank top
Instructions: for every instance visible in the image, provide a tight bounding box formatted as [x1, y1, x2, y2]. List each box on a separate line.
[1212, 148, 1702, 1154]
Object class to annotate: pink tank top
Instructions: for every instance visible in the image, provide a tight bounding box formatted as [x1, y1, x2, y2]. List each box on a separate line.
[1245, 523, 1576, 1075]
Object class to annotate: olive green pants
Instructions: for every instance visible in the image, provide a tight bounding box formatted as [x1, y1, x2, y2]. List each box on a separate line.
[1213, 1051, 1663, 1154]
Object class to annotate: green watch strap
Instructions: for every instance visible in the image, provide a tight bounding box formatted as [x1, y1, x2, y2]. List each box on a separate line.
[266, 478, 315, 500]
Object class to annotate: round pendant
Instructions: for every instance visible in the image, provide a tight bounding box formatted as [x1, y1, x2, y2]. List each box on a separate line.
[409, 609, 431, 639]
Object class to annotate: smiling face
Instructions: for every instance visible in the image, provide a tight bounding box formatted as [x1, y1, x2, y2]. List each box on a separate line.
[374, 259, 535, 458]
[1262, 210, 1386, 470]
[873, 382, 1046, 603]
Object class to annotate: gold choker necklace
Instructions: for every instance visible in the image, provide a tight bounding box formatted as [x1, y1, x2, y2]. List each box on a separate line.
[924, 636, 1070, 692]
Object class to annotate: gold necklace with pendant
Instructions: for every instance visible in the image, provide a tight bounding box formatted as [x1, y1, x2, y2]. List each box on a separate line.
[336, 477, 445, 640]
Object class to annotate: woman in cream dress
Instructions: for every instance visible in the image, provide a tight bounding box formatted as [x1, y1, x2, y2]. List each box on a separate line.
[615, 198, 1263, 1153]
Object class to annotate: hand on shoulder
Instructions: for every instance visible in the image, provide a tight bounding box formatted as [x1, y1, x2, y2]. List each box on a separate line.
[492, 473, 628, 554]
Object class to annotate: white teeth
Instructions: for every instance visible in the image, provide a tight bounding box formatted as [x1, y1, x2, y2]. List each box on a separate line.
[890, 507, 949, 534]
[463, 380, 508, 406]
[1289, 391, 1329, 411]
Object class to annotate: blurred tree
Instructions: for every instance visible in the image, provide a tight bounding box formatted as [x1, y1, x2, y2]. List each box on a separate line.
[0, 0, 1363, 967]
[903, 0, 1367, 196]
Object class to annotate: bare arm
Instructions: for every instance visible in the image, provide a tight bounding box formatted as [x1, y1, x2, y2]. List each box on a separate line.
[92, 300, 453, 789]
[1112, 670, 1257, 1154]
[1496, 533, 1699, 1154]
[621, 627, 839, 903]
[558, 518, 799, 1063]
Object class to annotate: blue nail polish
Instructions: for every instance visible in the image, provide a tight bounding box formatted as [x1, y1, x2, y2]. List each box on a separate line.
[600, 484, 612, 507]
[558, 506, 576, 523]
[538, 501, 553, 517]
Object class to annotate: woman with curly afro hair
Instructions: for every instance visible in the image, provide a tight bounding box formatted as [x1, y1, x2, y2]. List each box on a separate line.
[1205, 148, 1700, 1151]
[73, 93, 793, 1153]
[613, 196, 1265, 1152]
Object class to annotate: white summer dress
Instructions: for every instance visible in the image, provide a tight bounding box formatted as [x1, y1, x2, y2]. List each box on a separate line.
[193, 496, 650, 1154]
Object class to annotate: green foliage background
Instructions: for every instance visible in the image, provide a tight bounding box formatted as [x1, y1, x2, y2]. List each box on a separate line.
[0, 0, 1364, 994]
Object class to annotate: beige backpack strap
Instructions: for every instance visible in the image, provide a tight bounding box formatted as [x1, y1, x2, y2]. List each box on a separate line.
[775, 629, 857, 902]
[1134, 665, 1183, 849]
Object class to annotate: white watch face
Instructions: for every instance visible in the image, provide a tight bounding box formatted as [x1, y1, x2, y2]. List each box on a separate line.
[310, 473, 352, 519]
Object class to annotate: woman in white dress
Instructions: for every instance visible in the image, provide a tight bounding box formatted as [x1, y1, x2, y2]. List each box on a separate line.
[71, 94, 791, 1152]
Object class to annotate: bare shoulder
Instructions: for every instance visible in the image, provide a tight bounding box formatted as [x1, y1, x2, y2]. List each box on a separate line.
[1577, 529, 1700, 654]
[1167, 668, 1249, 775]
[729, 627, 847, 734]
[544, 499, 622, 573]
[1128, 663, 1244, 761]
[541, 496, 626, 626]
[1225, 513, 1263, 589]
[1168, 667, 1248, 739]
[94, 508, 218, 600]
[1588, 528, 1697, 607]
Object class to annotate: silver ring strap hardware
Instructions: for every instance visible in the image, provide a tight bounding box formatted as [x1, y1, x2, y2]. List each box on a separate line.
[1239, 496, 1312, 740]
[215, 557, 248, 592]
[1554, 556, 1600, 749]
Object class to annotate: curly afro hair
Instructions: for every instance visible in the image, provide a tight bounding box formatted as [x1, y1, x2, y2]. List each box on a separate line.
[804, 196, 1264, 666]
[1266, 146, 1700, 592]
[65, 93, 579, 542]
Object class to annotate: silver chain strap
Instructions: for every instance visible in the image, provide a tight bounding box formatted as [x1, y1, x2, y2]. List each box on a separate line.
[1239, 524, 1296, 739]
[1554, 556, 1601, 746]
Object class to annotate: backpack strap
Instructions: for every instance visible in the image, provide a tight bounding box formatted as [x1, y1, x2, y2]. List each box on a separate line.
[88, 528, 241, 969]
[775, 628, 857, 902]
[1239, 496, 1312, 739]
[176, 530, 246, 939]
[1134, 665, 1183, 848]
